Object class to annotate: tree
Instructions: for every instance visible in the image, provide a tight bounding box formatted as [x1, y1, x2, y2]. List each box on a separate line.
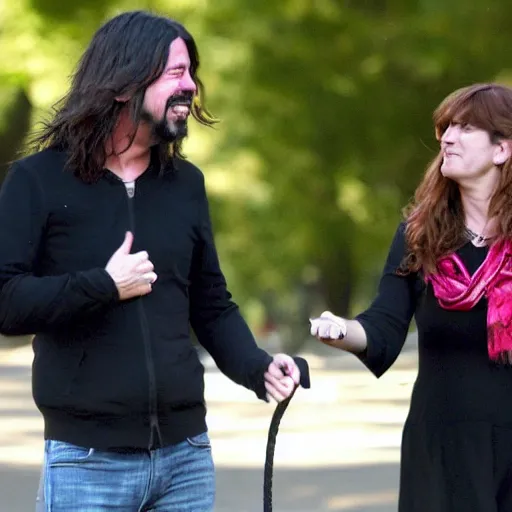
[0, 84, 32, 182]
[1, 0, 511, 350]
[191, 0, 512, 329]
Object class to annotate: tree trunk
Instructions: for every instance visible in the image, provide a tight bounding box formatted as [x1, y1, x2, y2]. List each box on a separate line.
[319, 246, 353, 317]
[0, 85, 32, 184]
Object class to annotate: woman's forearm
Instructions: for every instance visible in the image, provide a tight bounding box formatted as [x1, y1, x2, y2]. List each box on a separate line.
[332, 319, 368, 354]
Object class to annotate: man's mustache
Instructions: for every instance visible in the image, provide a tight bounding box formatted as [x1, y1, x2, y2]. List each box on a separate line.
[166, 92, 194, 109]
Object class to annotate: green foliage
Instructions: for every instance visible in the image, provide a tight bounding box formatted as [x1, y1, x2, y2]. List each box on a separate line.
[193, 1, 512, 323]
[0, 0, 511, 349]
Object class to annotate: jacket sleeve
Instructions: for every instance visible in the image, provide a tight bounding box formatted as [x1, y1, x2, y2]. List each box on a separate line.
[354, 222, 419, 377]
[0, 162, 119, 336]
[189, 176, 310, 399]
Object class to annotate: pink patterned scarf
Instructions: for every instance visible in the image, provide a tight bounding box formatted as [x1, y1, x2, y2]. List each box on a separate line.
[426, 239, 512, 362]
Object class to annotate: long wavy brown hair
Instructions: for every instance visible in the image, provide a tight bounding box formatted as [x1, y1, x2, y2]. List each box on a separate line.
[31, 11, 216, 183]
[401, 83, 512, 275]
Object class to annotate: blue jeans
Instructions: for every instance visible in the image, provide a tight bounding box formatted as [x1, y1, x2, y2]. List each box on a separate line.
[36, 432, 215, 511]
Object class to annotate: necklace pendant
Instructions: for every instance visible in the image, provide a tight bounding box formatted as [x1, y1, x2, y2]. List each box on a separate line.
[474, 235, 486, 247]
[465, 226, 489, 247]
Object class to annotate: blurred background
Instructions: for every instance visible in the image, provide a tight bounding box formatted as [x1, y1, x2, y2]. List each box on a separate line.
[0, 0, 510, 510]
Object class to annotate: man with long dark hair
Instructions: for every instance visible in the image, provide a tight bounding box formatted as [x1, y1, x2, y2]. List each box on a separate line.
[0, 11, 310, 511]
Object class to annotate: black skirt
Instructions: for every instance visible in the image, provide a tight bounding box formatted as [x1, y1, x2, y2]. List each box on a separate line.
[399, 421, 512, 511]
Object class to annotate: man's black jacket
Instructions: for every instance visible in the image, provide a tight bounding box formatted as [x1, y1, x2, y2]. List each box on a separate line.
[0, 148, 310, 449]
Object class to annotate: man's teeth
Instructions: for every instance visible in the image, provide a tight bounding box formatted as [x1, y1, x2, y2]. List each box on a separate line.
[171, 105, 190, 114]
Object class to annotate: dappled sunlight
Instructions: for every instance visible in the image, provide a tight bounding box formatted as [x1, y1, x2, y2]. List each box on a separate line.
[183, 125, 218, 162]
[0, 0, 82, 108]
[204, 158, 270, 203]
[184, 124, 272, 203]
[203, 348, 416, 473]
[153, 0, 206, 11]
[0, 2, 509, 511]
[0, 389, 44, 467]
[0, 346, 44, 467]
[214, 464, 400, 512]
[0, 341, 416, 510]
[326, 490, 397, 510]
[206, 369, 412, 469]
[336, 176, 370, 223]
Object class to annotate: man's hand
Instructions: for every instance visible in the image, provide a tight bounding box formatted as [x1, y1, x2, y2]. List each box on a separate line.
[105, 232, 158, 300]
[264, 353, 301, 403]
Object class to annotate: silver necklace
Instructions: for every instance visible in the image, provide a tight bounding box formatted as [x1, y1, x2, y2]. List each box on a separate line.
[465, 226, 490, 247]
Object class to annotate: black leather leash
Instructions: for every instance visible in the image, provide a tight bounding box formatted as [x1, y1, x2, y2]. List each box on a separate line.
[263, 384, 298, 512]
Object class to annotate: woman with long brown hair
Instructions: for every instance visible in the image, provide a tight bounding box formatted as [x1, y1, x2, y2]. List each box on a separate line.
[310, 83, 512, 511]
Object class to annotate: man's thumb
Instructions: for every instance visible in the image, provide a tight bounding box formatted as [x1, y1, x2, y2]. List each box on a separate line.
[118, 231, 133, 254]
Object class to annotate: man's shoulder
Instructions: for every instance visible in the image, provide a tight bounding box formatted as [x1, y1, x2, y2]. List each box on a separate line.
[14, 147, 68, 178]
[172, 158, 205, 185]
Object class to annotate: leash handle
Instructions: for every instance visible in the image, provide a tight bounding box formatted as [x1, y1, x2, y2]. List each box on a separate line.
[263, 385, 298, 512]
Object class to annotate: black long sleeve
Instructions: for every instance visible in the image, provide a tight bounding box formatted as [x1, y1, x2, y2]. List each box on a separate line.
[355, 223, 418, 377]
[189, 177, 310, 398]
[0, 162, 118, 335]
[1, 147, 309, 449]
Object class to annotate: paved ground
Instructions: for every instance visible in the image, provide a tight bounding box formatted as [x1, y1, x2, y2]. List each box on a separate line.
[0, 339, 419, 511]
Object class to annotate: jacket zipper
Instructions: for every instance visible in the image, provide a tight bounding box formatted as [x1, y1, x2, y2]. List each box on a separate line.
[124, 180, 162, 449]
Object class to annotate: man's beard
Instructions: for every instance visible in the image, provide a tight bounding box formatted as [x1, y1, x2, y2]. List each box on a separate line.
[143, 93, 193, 143]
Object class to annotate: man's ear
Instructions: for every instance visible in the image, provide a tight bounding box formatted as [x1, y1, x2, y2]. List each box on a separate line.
[494, 139, 512, 166]
[115, 88, 135, 103]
